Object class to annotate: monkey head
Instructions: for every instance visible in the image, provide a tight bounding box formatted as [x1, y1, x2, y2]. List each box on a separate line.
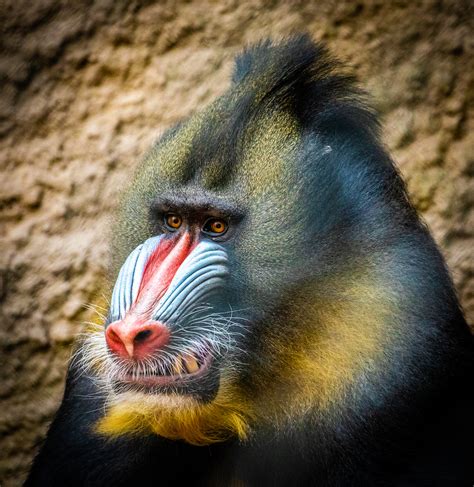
[80, 36, 440, 446]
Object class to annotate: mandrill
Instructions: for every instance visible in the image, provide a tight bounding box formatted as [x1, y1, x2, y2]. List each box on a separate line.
[27, 35, 473, 486]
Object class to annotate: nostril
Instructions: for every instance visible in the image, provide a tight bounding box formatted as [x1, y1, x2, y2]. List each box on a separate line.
[134, 329, 152, 343]
[107, 327, 122, 345]
[105, 323, 131, 358]
[133, 323, 170, 357]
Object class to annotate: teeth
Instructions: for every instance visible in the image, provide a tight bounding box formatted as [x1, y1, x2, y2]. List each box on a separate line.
[128, 353, 202, 378]
[172, 356, 184, 375]
[183, 354, 199, 374]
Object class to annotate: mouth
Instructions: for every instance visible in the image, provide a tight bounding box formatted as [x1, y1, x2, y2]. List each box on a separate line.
[121, 348, 213, 387]
[111, 344, 220, 399]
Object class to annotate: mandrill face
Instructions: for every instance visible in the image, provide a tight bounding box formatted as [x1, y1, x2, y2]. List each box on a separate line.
[104, 211, 243, 401]
[82, 105, 313, 443]
[79, 36, 409, 445]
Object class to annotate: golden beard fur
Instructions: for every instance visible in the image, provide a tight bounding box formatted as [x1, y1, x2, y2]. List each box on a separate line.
[95, 377, 254, 446]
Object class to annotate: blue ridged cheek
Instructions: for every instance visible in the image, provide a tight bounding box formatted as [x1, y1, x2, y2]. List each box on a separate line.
[153, 241, 229, 322]
[109, 236, 164, 322]
[108, 237, 229, 324]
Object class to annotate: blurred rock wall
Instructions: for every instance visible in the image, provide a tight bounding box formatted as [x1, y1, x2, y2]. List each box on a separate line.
[0, 0, 472, 484]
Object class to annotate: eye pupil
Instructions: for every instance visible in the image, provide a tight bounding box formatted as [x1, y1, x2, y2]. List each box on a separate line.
[165, 214, 182, 230]
[204, 218, 227, 236]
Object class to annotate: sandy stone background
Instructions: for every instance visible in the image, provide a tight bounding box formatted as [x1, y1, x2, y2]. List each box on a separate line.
[0, 0, 472, 484]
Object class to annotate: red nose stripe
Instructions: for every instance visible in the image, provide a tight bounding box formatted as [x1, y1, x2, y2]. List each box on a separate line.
[131, 232, 197, 317]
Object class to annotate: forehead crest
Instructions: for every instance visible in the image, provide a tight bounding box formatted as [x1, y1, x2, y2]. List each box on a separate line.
[140, 34, 354, 192]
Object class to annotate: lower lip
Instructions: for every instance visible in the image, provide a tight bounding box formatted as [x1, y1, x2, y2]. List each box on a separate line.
[117, 351, 214, 389]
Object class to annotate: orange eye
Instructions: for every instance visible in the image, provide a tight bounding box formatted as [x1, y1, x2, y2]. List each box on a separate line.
[165, 214, 182, 230]
[203, 218, 228, 236]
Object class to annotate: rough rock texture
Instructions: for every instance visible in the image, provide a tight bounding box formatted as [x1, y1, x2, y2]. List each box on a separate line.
[0, 1, 472, 484]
